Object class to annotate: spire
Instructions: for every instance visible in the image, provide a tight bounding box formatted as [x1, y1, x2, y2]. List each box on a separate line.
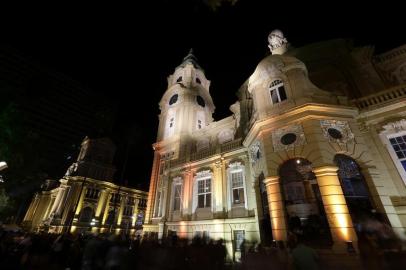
[177, 48, 203, 70]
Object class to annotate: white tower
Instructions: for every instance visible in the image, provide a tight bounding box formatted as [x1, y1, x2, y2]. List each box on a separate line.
[157, 49, 215, 156]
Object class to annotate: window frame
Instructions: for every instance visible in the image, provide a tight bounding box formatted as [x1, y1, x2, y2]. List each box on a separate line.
[386, 131, 406, 183]
[227, 162, 248, 209]
[269, 79, 287, 105]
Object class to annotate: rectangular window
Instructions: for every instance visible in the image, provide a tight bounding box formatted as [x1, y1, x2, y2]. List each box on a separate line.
[197, 178, 211, 208]
[231, 171, 245, 205]
[154, 191, 161, 217]
[173, 184, 182, 211]
[270, 85, 287, 104]
[390, 136, 406, 161]
[234, 230, 245, 251]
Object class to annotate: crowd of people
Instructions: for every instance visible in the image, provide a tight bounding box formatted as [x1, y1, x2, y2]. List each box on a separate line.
[1, 213, 406, 270]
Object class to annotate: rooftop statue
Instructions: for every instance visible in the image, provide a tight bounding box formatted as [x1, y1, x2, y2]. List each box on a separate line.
[268, 29, 288, 55]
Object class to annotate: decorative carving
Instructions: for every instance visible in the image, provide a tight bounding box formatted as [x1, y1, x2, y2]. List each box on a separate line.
[382, 119, 406, 133]
[65, 162, 78, 176]
[272, 124, 306, 152]
[250, 141, 262, 164]
[228, 161, 243, 168]
[268, 29, 288, 55]
[172, 176, 182, 184]
[196, 170, 212, 178]
[320, 120, 354, 145]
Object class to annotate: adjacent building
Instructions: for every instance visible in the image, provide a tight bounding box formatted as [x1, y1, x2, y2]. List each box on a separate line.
[22, 137, 148, 235]
[143, 30, 406, 259]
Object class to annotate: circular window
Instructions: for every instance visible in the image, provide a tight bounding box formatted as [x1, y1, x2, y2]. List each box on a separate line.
[169, 94, 178, 105]
[281, 133, 297, 145]
[327, 128, 343, 139]
[196, 96, 205, 107]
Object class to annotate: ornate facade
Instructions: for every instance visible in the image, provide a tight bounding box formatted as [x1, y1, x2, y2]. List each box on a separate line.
[144, 31, 406, 258]
[22, 137, 148, 235]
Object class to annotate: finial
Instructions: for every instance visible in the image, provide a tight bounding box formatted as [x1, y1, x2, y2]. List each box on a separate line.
[268, 29, 288, 55]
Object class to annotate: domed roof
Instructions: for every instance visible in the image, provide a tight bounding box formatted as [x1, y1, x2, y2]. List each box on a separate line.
[248, 54, 306, 92]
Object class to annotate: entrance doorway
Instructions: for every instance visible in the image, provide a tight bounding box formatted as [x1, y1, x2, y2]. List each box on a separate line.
[279, 158, 332, 247]
[334, 154, 376, 232]
[258, 173, 273, 245]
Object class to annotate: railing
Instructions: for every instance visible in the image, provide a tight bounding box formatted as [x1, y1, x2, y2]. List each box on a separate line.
[170, 138, 244, 166]
[169, 156, 186, 167]
[352, 85, 406, 110]
[190, 147, 217, 161]
[220, 138, 243, 152]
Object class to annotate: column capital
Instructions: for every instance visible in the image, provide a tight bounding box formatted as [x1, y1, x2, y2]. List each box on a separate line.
[313, 165, 339, 177]
[263, 176, 279, 186]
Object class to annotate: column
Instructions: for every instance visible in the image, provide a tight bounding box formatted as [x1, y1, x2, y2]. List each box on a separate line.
[313, 165, 357, 252]
[50, 187, 65, 215]
[117, 194, 126, 226]
[75, 186, 87, 216]
[56, 187, 69, 216]
[95, 190, 109, 218]
[183, 168, 193, 217]
[145, 152, 161, 223]
[214, 161, 224, 213]
[263, 176, 287, 241]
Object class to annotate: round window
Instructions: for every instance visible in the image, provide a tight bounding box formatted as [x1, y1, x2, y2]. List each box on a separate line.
[327, 128, 343, 139]
[281, 133, 297, 145]
[196, 96, 205, 107]
[169, 94, 178, 105]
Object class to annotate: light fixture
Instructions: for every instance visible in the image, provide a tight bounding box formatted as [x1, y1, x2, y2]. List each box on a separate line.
[0, 161, 8, 171]
[296, 159, 301, 164]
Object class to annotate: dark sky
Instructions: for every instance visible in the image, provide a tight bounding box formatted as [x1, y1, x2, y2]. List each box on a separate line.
[3, 0, 406, 190]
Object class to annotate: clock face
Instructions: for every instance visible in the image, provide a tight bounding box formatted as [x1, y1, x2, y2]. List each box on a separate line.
[196, 96, 205, 107]
[169, 94, 178, 105]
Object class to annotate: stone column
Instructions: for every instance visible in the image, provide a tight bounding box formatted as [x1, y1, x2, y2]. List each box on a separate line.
[75, 186, 87, 216]
[95, 190, 109, 219]
[263, 176, 288, 241]
[313, 165, 357, 252]
[214, 160, 224, 214]
[24, 194, 39, 222]
[50, 187, 65, 215]
[55, 186, 69, 216]
[145, 152, 161, 223]
[117, 194, 126, 226]
[183, 168, 193, 218]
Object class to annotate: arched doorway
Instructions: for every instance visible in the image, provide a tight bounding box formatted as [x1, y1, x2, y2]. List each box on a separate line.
[279, 158, 332, 246]
[334, 154, 376, 230]
[79, 207, 93, 223]
[258, 173, 273, 245]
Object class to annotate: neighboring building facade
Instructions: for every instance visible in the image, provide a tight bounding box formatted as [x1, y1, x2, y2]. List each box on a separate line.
[143, 31, 406, 258]
[22, 137, 148, 235]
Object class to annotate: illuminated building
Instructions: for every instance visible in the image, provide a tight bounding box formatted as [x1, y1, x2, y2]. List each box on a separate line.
[22, 137, 148, 234]
[143, 30, 406, 258]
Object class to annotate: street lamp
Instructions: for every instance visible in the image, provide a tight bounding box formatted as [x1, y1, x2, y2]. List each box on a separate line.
[0, 161, 7, 183]
[0, 161, 7, 171]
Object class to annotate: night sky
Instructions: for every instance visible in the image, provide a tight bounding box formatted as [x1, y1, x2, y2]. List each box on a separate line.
[2, 0, 406, 190]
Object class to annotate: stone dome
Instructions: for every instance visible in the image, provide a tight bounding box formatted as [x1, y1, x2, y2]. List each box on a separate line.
[248, 54, 307, 93]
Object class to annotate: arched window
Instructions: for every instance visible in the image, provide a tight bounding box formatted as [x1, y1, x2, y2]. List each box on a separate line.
[269, 79, 287, 104]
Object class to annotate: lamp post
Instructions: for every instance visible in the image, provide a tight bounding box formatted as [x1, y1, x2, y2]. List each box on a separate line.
[0, 161, 7, 183]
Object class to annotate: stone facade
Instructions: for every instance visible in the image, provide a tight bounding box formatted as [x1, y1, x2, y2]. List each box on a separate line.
[143, 31, 406, 259]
